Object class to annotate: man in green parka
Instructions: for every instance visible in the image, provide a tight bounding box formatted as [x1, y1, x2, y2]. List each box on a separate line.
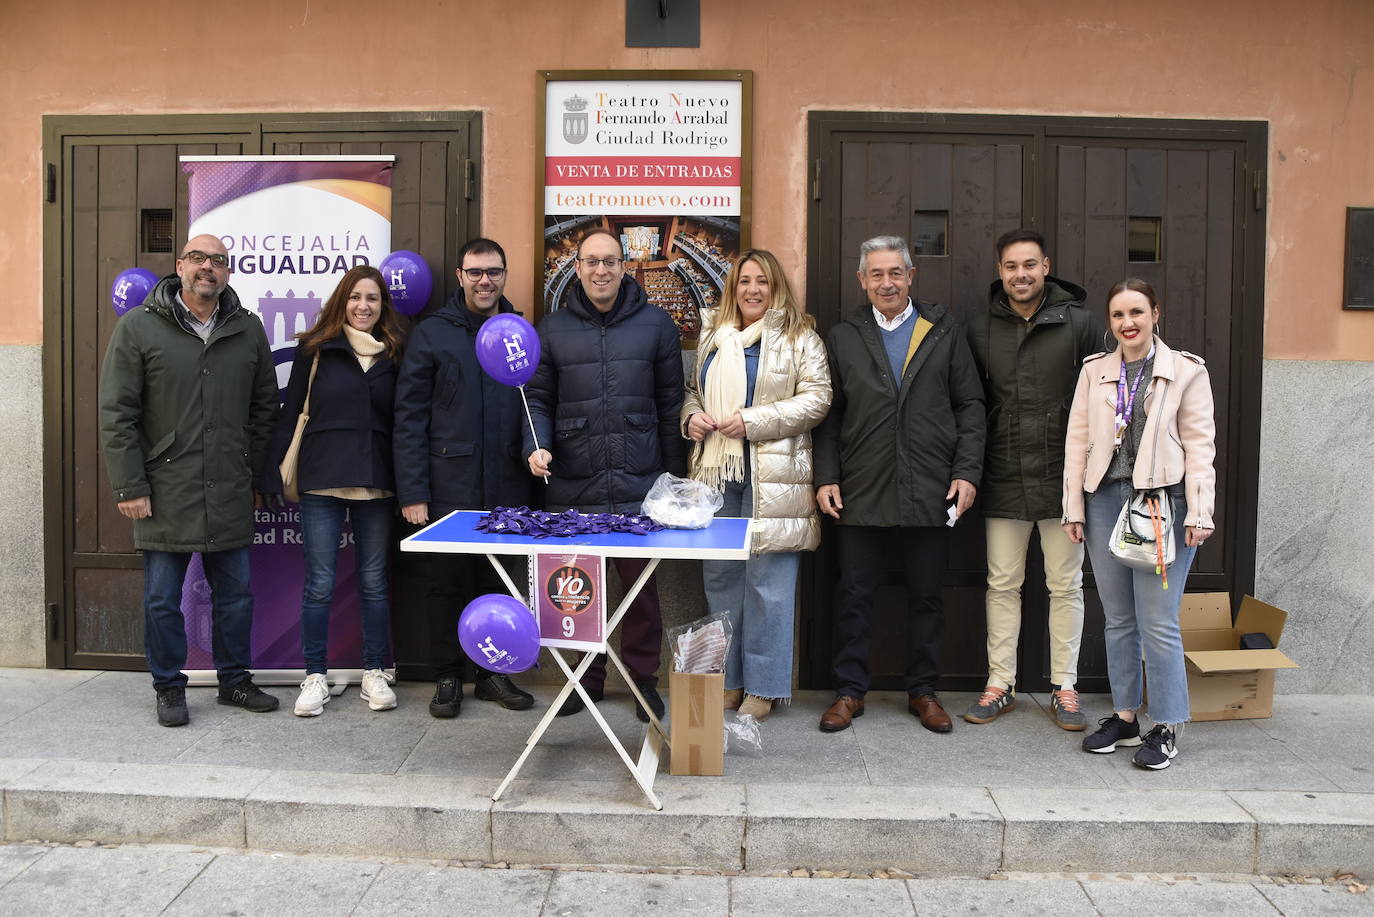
[99, 234, 280, 727]
[962, 229, 1106, 731]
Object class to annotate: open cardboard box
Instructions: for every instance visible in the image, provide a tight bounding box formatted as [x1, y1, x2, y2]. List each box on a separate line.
[1181, 593, 1298, 721]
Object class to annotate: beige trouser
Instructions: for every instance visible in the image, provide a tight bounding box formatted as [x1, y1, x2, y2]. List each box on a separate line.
[984, 517, 1085, 691]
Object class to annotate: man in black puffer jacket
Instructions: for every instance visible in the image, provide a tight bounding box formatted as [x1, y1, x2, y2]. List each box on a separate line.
[393, 237, 536, 717]
[524, 229, 687, 721]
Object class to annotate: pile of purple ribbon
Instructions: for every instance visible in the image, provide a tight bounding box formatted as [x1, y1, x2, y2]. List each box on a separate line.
[476, 506, 664, 539]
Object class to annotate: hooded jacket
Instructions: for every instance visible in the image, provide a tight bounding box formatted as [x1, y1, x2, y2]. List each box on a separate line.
[523, 275, 687, 513]
[813, 300, 985, 527]
[99, 275, 278, 552]
[682, 307, 832, 553]
[392, 289, 534, 515]
[966, 276, 1106, 520]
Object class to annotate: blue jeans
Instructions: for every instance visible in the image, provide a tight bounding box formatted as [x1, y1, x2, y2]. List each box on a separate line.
[144, 547, 253, 690]
[701, 476, 799, 700]
[1083, 480, 1198, 724]
[299, 493, 394, 673]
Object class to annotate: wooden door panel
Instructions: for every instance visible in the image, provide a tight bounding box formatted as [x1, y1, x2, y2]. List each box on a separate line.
[806, 114, 1260, 694]
[53, 114, 478, 671]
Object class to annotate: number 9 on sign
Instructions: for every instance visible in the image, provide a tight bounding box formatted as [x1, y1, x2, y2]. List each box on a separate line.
[562, 616, 575, 638]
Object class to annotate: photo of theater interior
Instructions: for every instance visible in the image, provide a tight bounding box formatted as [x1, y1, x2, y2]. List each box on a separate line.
[543, 214, 740, 345]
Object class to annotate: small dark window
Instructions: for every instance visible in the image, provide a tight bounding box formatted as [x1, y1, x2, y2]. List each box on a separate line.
[913, 210, 948, 257]
[141, 209, 174, 253]
[1128, 216, 1162, 262]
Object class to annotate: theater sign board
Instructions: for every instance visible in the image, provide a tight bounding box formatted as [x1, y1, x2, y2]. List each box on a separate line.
[537, 70, 752, 346]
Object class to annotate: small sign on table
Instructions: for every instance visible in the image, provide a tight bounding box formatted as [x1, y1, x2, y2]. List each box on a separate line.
[530, 551, 607, 651]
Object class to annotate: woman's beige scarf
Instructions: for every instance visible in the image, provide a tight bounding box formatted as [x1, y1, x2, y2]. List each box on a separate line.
[695, 317, 766, 489]
[343, 324, 386, 370]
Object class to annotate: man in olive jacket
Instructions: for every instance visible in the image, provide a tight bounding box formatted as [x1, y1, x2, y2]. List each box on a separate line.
[962, 229, 1105, 731]
[814, 235, 985, 735]
[99, 234, 280, 727]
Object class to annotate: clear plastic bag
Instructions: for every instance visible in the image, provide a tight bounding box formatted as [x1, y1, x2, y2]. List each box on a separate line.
[723, 710, 763, 756]
[668, 612, 733, 674]
[641, 472, 723, 530]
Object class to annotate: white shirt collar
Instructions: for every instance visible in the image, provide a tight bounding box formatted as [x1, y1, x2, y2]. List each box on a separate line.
[872, 298, 914, 332]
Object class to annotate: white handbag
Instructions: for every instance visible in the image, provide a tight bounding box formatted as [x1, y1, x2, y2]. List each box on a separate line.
[1107, 379, 1176, 578]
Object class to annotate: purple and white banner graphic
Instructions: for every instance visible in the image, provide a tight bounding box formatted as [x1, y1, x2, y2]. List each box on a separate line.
[180, 156, 395, 676]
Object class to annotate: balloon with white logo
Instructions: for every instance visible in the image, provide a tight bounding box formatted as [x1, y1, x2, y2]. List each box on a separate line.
[458, 593, 539, 674]
[475, 312, 549, 483]
[379, 250, 433, 316]
[111, 267, 159, 315]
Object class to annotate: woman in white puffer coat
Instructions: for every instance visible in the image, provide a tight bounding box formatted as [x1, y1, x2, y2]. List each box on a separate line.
[683, 249, 831, 720]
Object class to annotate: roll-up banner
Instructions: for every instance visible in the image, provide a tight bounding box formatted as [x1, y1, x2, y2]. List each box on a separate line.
[179, 155, 395, 685]
[538, 71, 752, 348]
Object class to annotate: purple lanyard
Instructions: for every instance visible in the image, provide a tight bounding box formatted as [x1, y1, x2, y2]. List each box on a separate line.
[1114, 346, 1154, 440]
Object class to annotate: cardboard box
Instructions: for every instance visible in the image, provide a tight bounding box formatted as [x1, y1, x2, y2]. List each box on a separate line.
[669, 671, 724, 776]
[1181, 593, 1299, 721]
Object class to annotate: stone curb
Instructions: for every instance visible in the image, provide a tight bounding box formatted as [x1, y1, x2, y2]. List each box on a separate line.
[3, 760, 1372, 876]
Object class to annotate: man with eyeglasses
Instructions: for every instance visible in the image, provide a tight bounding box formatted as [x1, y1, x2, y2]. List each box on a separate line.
[524, 228, 686, 721]
[100, 234, 281, 727]
[393, 237, 537, 717]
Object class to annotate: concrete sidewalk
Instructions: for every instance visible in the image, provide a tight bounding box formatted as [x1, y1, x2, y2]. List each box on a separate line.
[3, 843, 1371, 916]
[0, 668, 1370, 878]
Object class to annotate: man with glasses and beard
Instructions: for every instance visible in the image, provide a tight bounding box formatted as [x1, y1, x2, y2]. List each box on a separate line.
[394, 237, 537, 717]
[524, 228, 687, 722]
[100, 234, 280, 727]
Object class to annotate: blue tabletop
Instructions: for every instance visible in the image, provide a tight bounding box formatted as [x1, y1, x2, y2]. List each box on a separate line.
[400, 510, 753, 560]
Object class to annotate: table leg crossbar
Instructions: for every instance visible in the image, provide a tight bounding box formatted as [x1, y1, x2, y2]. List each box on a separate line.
[489, 556, 670, 810]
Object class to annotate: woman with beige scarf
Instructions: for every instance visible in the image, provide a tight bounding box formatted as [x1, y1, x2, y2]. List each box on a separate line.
[263, 265, 407, 719]
[682, 250, 831, 720]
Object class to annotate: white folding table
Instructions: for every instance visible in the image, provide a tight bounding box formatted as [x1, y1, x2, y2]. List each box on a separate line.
[401, 510, 752, 809]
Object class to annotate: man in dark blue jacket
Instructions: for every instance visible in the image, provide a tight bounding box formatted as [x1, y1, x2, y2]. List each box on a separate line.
[524, 229, 687, 720]
[393, 238, 536, 717]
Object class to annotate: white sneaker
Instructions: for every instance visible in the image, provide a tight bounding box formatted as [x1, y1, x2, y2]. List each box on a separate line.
[294, 673, 330, 717]
[360, 669, 397, 711]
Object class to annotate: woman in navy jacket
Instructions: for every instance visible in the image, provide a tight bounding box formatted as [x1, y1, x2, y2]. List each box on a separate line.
[264, 265, 406, 718]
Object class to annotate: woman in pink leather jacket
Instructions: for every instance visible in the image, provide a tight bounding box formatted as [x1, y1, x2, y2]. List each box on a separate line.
[1062, 278, 1216, 770]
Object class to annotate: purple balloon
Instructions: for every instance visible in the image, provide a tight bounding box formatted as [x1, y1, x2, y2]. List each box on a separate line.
[111, 268, 158, 316]
[458, 593, 540, 674]
[475, 313, 541, 387]
[379, 250, 433, 316]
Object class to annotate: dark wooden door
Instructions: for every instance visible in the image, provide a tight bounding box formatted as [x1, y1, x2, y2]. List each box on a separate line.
[803, 114, 1264, 693]
[43, 113, 480, 670]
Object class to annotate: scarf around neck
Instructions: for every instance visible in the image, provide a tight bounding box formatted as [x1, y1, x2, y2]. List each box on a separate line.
[343, 324, 386, 371]
[695, 316, 767, 489]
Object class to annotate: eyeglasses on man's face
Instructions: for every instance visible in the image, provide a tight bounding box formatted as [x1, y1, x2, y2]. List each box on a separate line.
[461, 267, 507, 281]
[578, 257, 623, 269]
[179, 250, 230, 268]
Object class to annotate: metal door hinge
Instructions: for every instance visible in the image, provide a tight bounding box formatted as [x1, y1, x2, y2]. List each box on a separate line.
[1253, 169, 1265, 211]
[45, 163, 56, 203]
[47, 602, 60, 640]
[812, 159, 823, 201]
[463, 159, 476, 201]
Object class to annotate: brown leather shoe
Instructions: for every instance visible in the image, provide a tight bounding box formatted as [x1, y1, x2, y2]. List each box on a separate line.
[909, 694, 953, 733]
[819, 695, 864, 732]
